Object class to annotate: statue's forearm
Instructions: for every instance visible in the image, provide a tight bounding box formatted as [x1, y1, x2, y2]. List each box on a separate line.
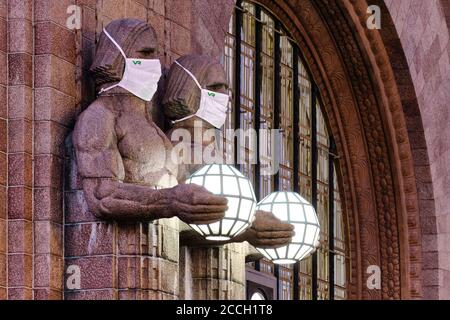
[84, 179, 228, 225]
[84, 179, 175, 221]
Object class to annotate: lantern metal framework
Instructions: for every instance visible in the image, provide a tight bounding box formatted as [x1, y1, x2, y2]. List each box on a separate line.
[185, 164, 257, 241]
[256, 191, 321, 265]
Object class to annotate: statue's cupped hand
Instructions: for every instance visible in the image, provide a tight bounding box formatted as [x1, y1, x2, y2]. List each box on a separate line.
[244, 211, 295, 249]
[168, 184, 228, 225]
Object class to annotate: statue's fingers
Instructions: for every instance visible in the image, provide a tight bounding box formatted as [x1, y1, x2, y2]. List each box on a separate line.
[192, 204, 228, 213]
[192, 194, 228, 206]
[270, 221, 295, 231]
[254, 221, 295, 232]
[179, 212, 223, 224]
[255, 210, 274, 218]
[254, 238, 292, 249]
[256, 230, 295, 239]
[185, 212, 225, 225]
[178, 202, 228, 213]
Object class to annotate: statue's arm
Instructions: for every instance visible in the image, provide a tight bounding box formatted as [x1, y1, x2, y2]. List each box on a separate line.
[73, 104, 227, 223]
[180, 210, 295, 249]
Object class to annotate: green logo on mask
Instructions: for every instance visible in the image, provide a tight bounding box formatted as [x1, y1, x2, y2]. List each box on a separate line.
[133, 60, 142, 65]
[208, 92, 216, 97]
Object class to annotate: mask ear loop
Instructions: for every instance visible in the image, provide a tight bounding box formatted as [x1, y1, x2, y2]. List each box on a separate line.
[173, 61, 202, 90]
[171, 60, 204, 124]
[98, 28, 128, 95]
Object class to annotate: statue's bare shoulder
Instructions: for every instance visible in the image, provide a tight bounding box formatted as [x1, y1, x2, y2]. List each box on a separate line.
[73, 100, 124, 180]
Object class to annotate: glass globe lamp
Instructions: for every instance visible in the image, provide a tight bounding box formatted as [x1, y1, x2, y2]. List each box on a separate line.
[185, 164, 257, 241]
[255, 191, 320, 264]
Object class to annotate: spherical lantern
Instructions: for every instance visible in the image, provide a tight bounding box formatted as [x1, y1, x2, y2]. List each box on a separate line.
[185, 164, 257, 241]
[255, 191, 320, 265]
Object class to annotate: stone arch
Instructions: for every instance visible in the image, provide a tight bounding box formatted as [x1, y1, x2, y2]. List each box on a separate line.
[384, 0, 450, 299]
[251, 0, 430, 299]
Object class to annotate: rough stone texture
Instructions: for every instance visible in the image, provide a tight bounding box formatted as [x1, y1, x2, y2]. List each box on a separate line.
[0, 0, 6, 297]
[32, 0, 78, 300]
[191, 0, 235, 59]
[179, 244, 246, 300]
[5, 0, 34, 300]
[384, 0, 450, 300]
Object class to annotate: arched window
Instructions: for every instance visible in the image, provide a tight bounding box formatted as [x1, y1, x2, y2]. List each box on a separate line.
[222, 1, 348, 300]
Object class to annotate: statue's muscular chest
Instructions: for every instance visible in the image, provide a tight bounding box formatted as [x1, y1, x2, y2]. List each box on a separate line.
[114, 112, 178, 186]
[115, 114, 166, 161]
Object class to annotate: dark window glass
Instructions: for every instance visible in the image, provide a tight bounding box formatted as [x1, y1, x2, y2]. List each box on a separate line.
[223, 1, 348, 300]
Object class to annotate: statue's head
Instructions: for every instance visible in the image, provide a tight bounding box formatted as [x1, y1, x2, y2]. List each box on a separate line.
[90, 18, 158, 86]
[162, 54, 228, 121]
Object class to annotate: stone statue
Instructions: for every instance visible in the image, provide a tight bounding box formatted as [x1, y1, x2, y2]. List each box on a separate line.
[163, 54, 295, 249]
[74, 20, 228, 226]
[74, 18, 294, 248]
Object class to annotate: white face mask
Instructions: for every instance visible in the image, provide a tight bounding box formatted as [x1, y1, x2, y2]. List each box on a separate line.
[172, 61, 229, 129]
[98, 29, 162, 102]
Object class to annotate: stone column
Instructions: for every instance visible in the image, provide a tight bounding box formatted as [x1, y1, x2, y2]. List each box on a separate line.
[188, 244, 246, 300]
[179, 223, 247, 300]
[0, 0, 7, 301]
[6, 0, 34, 300]
[33, 0, 77, 300]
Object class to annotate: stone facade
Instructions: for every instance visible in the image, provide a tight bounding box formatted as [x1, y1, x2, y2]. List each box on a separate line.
[384, 0, 450, 299]
[0, 0, 449, 300]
